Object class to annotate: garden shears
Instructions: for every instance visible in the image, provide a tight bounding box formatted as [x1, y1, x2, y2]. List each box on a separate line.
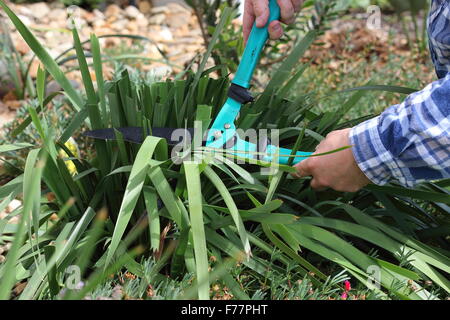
[85, 0, 312, 165]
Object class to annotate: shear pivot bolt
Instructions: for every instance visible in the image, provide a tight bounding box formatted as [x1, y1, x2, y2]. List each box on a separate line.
[224, 123, 231, 129]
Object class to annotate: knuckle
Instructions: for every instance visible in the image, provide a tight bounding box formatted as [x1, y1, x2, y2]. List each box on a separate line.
[316, 177, 329, 188]
[303, 159, 315, 172]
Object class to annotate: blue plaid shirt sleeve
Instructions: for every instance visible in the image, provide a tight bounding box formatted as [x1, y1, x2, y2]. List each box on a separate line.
[349, 74, 450, 187]
[348, 0, 450, 187]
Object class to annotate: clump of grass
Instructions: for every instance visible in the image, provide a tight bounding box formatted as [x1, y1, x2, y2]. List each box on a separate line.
[0, 0, 449, 301]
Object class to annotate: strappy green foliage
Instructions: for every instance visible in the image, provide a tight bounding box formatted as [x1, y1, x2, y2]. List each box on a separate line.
[0, 0, 448, 300]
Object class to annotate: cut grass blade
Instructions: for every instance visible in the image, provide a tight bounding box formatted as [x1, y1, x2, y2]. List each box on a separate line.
[0, 149, 44, 299]
[143, 186, 160, 252]
[184, 162, 209, 300]
[105, 136, 167, 268]
[203, 166, 251, 258]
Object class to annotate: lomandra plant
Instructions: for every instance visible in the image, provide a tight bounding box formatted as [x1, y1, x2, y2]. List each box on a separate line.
[0, 0, 449, 300]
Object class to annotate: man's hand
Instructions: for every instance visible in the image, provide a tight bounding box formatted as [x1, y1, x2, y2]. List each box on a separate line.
[293, 128, 371, 193]
[243, 0, 304, 43]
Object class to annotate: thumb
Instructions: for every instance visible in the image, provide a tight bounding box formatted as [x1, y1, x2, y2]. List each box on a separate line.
[292, 158, 312, 178]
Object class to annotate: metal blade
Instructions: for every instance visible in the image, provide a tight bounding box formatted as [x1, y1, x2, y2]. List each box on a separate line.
[84, 127, 195, 145]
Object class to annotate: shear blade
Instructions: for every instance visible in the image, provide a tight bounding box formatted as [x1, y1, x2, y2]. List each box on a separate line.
[83, 127, 195, 145]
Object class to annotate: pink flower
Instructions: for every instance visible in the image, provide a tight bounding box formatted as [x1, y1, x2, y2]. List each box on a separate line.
[344, 280, 351, 292]
[341, 292, 348, 300]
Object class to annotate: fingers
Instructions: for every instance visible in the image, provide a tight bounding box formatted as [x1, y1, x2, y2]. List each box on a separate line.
[244, 0, 303, 42]
[292, 0, 304, 12]
[310, 178, 328, 192]
[268, 20, 283, 39]
[277, 0, 295, 24]
[293, 159, 328, 191]
[293, 158, 312, 178]
[253, 0, 270, 27]
[243, 4, 255, 43]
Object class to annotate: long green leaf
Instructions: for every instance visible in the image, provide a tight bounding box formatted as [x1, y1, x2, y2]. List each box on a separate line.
[185, 162, 209, 300]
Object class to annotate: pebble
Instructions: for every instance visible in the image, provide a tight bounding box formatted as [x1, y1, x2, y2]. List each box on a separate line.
[16, 14, 33, 26]
[125, 5, 141, 19]
[105, 4, 122, 19]
[29, 2, 50, 20]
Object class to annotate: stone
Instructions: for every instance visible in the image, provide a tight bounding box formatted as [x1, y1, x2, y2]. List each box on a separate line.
[17, 5, 33, 17]
[28, 59, 42, 78]
[127, 21, 139, 33]
[15, 38, 29, 55]
[148, 13, 166, 25]
[4, 100, 22, 110]
[159, 27, 173, 41]
[138, 1, 152, 14]
[7, 199, 21, 213]
[151, 5, 170, 15]
[0, 102, 15, 131]
[136, 15, 148, 28]
[93, 9, 105, 21]
[82, 10, 96, 24]
[29, 2, 50, 20]
[166, 12, 191, 29]
[105, 4, 122, 20]
[111, 19, 129, 31]
[124, 5, 141, 19]
[166, 2, 191, 14]
[16, 14, 33, 27]
[47, 8, 67, 23]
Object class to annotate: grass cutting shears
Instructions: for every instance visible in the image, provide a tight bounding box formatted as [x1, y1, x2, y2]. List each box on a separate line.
[85, 0, 312, 165]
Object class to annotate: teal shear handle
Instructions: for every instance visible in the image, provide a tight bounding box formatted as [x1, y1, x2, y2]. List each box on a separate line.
[206, 0, 312, 166]
[232, 0, 281, 89]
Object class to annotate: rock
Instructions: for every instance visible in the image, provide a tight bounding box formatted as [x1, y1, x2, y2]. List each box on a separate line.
[151, 5, 170, 15]
[28, 59, 42, 78]
[29, 2, 50, 20]
[6, 199, 21, 213]
[139, 1, 152, 14]
[148, 13, 166, 25]
[167, 2, 191, 14]
[127, 21, 139, 33]
[47, 8, 67, 23]
[166, 14, 188, 29]
[111, 19, 129, 31]
[13, 38, 28, 55]
[165, 7, 192, 29]
[3, 91, 18, 103]
[4, 100, 22, 110]
[0, 106, 14, 129]
[136, 15, 148, 28]
[125, 5, 141, 19]
[105, 4, 123, 20]
[82, 10, 96, 24]
[17, 5, 33, 17]
[160, 27, 174, 41]
[93, 9, 105, 21]
[16, 14, 33, 27]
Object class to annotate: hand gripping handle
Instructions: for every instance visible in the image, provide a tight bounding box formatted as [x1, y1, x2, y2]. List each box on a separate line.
[232, 0, 280, 89]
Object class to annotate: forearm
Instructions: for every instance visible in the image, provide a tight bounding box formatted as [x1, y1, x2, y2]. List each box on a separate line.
[349, 74, 450, 187]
